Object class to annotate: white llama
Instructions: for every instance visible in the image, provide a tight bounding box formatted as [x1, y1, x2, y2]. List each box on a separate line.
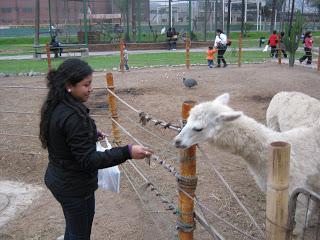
[174, 93, 320, 239]
[267, 91, 320, 131]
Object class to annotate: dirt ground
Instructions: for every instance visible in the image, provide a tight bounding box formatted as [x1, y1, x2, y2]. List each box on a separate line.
[0, 62, 319, 240]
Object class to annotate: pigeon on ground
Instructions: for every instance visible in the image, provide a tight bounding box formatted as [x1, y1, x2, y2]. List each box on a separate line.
[183, 77, 198, 88]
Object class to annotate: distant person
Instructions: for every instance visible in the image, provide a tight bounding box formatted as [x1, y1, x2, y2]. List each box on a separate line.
[268, 30, 278, 58]
[166, 27, 173, 50]
[275, 32, 287, 58]
[166, 27, 179, 50]
[299, 31, 313, 65]
[50, 36, 62, 58]
[214, 29, 228, 67]
[124, 44, 129, 71]
[206, 46, 217, 68]
[170, 27, 178, 50]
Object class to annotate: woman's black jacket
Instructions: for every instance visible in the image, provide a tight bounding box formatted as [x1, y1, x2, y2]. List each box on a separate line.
[44, 99, 131, 197]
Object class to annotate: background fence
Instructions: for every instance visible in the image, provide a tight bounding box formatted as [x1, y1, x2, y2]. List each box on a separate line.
[0, 0, 319, 43]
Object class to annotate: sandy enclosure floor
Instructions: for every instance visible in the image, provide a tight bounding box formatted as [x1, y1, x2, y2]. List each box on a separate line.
[0, 63, 319, 240]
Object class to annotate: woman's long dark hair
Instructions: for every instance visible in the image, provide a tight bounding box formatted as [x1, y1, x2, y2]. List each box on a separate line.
[39, 58, 93, 149]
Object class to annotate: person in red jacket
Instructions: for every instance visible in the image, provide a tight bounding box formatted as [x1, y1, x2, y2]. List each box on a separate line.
[268, 30, 278, 58]
[299, 31, 314, 64]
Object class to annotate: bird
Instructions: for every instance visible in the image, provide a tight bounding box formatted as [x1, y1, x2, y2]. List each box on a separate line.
[183, 77, 198, 88]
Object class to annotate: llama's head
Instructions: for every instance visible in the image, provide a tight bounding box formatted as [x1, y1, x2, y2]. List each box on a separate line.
[174, 93, 242, 149]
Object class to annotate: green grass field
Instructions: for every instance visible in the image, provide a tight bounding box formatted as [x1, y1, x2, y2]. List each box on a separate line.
[0, 50, 307, 74]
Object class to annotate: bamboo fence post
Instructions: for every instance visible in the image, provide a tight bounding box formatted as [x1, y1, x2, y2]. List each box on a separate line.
[186, 37, 191, 69]
[46, 43, 52, 71]
[317, 46, 320, 72]
[238, 33, 243, 67]
[119, 39, 125, 73]
[266, 141, 290, 240]
[278, 34, 282, 65]
[106, 73, 121, 145]
[177, 100, 197, 240]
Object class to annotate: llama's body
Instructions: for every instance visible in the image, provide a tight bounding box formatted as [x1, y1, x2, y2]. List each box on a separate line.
[266, 91, 320, 131]
[174, 93, 320, 238]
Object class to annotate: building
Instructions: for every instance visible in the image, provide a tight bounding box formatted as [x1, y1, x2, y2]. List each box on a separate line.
[0, 0, 150, 26]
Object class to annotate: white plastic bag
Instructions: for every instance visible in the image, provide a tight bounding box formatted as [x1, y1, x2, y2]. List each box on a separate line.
[96, 137, 121, 193]
[263, 44, 269, 52]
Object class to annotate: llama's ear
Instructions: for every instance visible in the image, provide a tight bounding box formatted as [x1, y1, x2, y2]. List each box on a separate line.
[215, 93, 230, 105]
[219, 111, 242, 122]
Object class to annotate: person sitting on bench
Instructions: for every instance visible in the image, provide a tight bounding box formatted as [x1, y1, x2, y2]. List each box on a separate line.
[50, 36, 62, 58]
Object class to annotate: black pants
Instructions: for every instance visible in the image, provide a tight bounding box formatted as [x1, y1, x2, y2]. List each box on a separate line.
[299, 47, 312, 64]
[270, 46, 277, 57]
[217, 49, 226, 65]
[53, 192, 95, 240]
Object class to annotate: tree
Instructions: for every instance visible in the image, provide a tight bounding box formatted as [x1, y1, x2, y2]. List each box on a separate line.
[115, 0, 130, 40]
[227, 0, 231, 36]
[241, 0, 245, 35]
[270, 0, 277, 32]
[283, 11, 305, 67]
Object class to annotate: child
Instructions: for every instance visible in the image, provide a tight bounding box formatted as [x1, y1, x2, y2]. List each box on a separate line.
[124, 44, 129, 71]
[299, 31, 313, 65]
[268, 30, 278, 58]
[207, 46, 217, 68]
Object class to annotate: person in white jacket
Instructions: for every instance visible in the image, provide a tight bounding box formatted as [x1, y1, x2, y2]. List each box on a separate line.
[214, 29, 228, 67]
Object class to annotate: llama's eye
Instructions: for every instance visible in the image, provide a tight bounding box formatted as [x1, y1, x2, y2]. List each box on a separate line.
[193, 127, 203, 132]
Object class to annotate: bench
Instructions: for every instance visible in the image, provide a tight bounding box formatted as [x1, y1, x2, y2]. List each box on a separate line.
[33, 44, 89, 59]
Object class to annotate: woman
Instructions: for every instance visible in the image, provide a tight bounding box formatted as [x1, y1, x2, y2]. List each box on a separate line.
[39, 58, 151, 240]
[214, 29, 228, 68]
[299, 31, 313, 65]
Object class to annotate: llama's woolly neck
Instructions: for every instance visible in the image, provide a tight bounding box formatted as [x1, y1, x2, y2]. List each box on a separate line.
[213, 115, 281, 191]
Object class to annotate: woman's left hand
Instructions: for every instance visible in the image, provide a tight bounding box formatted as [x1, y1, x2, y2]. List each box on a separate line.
[131, 145, 153, 159]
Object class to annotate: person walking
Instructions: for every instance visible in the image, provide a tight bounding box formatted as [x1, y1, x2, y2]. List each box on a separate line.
[206, 46, 217, 68]
[268, 30, 278, 58]
[39, 58, 152, 240]
[299, 31, 313, 65]
[124, 44, 129, 71]
[275, 32, 288, 58]
[214, 29, 228, 68]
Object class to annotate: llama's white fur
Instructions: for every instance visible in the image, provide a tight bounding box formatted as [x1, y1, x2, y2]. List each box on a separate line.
[174, 93, 320, 238]
[267, 91, 320, 131]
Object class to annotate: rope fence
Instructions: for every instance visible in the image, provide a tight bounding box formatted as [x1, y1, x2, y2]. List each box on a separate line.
[112, 110, 264, 240]
[105, 74, 268, 239]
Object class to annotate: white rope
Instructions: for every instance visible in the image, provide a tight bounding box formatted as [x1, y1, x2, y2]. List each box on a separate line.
[0, 132, 38, 138]
[0, 86, 47, 89]
[121, 164, 168, 240]
[107, 88, 140, 113]
[107, 88, 181, 132]
[118, 111, 173, 146]
[111, 118, 179, 177]
[197, 145, 265, 237]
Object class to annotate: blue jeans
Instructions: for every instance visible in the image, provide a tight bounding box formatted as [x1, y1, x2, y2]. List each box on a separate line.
[207, 60, 213, 68]
[53, 192, 95, 240]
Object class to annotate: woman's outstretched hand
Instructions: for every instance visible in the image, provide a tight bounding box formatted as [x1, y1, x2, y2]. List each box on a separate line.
[131, 145, 153, 159]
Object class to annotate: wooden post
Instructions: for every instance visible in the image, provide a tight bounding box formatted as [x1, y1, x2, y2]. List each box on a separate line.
[119, 39, 125, 73]
[106, 73, 121, 145]
[238, 33, 242, 67]
[266, 141, 290, 240]
[177, 100, 197, 240]
[317, 46, 320, 72]
[46, 43, 52, 71]
[186, 37, 190, 70]
[277, 34, 282, 65]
